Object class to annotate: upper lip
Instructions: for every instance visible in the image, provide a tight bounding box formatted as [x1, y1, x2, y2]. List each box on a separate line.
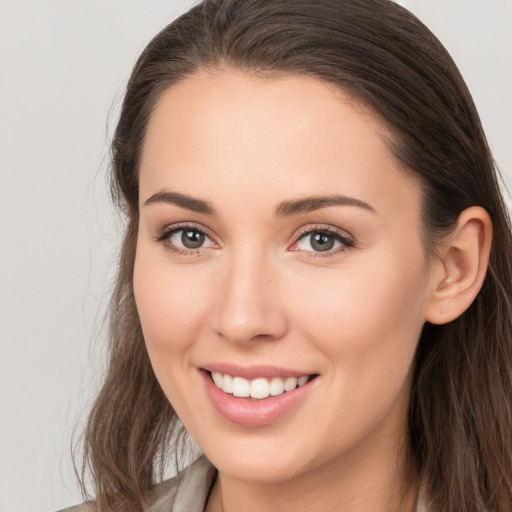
[200, 362, 316, 380]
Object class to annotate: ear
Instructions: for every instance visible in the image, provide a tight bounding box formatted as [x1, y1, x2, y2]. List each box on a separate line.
[425, 206, 492, 325]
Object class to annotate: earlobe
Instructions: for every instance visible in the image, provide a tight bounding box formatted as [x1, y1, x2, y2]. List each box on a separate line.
[425, 206, 492, 325]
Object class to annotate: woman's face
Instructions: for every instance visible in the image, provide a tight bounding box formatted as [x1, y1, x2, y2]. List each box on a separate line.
[134, 71, 436, 483]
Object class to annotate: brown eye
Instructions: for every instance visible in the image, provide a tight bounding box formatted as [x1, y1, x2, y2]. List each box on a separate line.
[181, 230, 205, 249]
[310, 233, 335, 252]
[161, 226, 216, 253]
[293, 228, 354, 256]
[296, 231, 340, 253]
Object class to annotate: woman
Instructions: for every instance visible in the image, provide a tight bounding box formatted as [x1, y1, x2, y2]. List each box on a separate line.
[67, 0, 512, 511]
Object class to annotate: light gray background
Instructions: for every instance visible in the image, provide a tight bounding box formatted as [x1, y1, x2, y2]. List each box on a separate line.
[0, 1, 510, 511]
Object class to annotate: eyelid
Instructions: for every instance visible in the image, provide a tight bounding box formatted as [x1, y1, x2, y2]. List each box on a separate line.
[155, 222, 219, 254]
[154, 221, 354, 258]
[289, 224, 355, 257]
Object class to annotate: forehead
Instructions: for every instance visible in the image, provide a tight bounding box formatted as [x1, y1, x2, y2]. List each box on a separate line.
[142, 70, 386, 167]
[139, 70, 421, 222]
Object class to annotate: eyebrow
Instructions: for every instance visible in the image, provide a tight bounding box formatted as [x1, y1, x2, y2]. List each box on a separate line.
[144, 190, 216, 215]
[143, 190, 375, 217]
[274, 195, 376, 217]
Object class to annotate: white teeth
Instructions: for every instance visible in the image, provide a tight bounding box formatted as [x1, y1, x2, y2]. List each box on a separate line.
[284, 377, 298, 391]
[222, 374, 233, 394]
[250, 378, 270, 399]
[211, 372, 311, 399]
[298, 376, 308, 386]
[232, 377, 250, 397]
[212, 372, 223, 388]
[269, 377, 285, 396]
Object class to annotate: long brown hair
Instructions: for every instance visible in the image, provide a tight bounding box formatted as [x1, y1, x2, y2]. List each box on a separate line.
[78, 1, 512, 510]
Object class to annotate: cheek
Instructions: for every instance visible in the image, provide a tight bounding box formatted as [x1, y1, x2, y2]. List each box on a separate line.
[289, 248, 427, 384]
[285, 254, 427, 449]
[133, 246, 213, 356]
[132, 244, 218, 421]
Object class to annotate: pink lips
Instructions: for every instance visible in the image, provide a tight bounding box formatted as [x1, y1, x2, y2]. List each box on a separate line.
[200, 364, 318, 427]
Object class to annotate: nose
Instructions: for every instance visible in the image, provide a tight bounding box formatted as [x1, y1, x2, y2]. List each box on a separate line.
[211, 250, 288, 345]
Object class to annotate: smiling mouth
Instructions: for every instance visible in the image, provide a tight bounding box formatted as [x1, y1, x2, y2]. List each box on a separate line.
[206, 371, 318, 400]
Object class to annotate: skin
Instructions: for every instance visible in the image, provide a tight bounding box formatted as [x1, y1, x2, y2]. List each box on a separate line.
[133, 70, 491, 512]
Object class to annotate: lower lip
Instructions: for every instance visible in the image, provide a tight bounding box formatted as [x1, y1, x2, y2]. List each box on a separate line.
[201, 370, 317, 427]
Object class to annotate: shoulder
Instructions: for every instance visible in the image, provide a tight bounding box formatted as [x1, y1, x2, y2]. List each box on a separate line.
[148, 456, 217, 511]
[57, 456, 217, 512]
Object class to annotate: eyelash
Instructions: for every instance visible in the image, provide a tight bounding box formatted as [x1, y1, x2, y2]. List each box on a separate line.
[155, 223, 355, 258]
[292, 225, 355, 258]
[155, 222, 215, 257]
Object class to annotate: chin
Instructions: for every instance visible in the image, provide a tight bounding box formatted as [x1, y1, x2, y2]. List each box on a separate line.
[197, 431, 322, 484]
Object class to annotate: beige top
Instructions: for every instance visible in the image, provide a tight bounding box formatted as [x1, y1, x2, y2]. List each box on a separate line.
[60, 456, 429, 512]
